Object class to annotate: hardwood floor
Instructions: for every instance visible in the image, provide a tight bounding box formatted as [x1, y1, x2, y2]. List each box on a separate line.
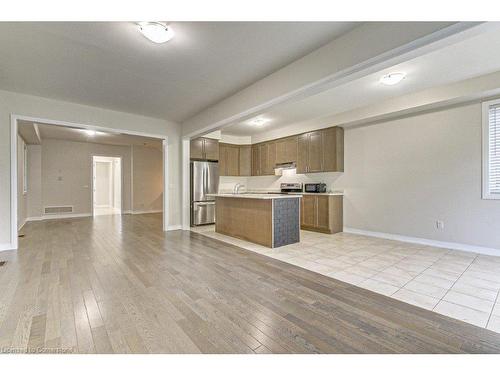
[1, 214, 500, 353]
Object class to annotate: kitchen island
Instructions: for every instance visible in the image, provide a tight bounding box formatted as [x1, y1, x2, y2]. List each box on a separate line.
[209, 194, 301, 248]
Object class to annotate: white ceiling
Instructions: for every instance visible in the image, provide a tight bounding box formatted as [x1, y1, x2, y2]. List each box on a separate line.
[221, 23, 500, 136]
[18, 121, 163, 148]
[0, 22, 359, 122]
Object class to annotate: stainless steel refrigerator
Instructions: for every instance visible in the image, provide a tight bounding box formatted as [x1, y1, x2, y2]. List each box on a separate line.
[190, 161, 219, 226]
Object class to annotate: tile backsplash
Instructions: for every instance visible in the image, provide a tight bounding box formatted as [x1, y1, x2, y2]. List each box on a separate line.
[219, 170, 343, 193]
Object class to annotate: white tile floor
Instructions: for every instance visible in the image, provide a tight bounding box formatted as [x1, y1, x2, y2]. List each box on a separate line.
[191, 225, 500, 332]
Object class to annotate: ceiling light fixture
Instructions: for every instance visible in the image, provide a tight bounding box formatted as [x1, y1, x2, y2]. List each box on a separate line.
[138, 22, 174, 44]
[247, 117, 272, 126]
[380, 72, 406, 86]
[83, 129, 97, 136]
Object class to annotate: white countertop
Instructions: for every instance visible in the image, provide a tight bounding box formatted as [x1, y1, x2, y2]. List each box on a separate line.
[242, 190, 344, 196]
[208, 193, 301, 200]
[290, 192, 344, 196]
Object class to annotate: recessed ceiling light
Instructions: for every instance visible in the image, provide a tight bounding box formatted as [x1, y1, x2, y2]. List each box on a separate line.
[247, 117, 272, 126]
[138, 22, 174, 44]
[380, 72, 406, 86]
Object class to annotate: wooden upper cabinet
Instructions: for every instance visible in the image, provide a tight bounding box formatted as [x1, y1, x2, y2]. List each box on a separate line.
[239, 145, 252, 176]
[203, 138, 219, 161]
[251, 145, 260, 176]
[190, 137, 219, 161]
[218, 143, 227, 175]
[322, 127, 344, 172]
[190, 138, 205, 160]
[258, 143, 269, 176]
[276, 136, 298, 164]
[296, 127, 343, 173]
[219, 143, 243, 176]
[266, 142, 277, 175]
[220, 125, 343, 175]
[285, 136, 298, 164]
[296, 134, 309, 174]
[307, 131, 324, 173]
[225, 145, 240, 176]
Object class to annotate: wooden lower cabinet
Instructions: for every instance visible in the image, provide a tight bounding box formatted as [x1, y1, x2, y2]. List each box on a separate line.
[300, 195, 343, 234]
[215, 197, 273, 247]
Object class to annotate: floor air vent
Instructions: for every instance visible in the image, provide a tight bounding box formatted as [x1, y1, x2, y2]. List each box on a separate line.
[44, 206, 73, 215]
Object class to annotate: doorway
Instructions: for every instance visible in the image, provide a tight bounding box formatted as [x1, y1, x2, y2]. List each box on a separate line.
[92, 156, 122, 216]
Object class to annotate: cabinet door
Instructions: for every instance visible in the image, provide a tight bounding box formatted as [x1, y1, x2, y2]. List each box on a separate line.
[203, 138, 219, 161]
[285, 136, 298, 164]
[307, 131, 323, 173]
[239, 145, 252, 176]
[218, 144, 227, 176]
[301, 195, 316, 227]
[316, 196, 330, 230]
[322, 127, 344, 172]
[251, 145, 260, 176]
[296, 134, 309, 174]
[266, 142, 277, 175]
[259, 143, 269, 176]
[225, 145, 240, 176]
[190, 138, 204, 160]
[275, 139, 286, 164]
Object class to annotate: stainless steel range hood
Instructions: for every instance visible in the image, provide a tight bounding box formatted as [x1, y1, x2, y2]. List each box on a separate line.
[274, 162, 296, 175]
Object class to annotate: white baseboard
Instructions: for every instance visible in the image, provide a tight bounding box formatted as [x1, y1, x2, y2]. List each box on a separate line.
[130, 210, 163, 215]
[0, 243, 15, 252]
[343, 227, 500, 257]
[26, 216, 43, 222]
[26, 213, 92, 221]
[167, 225, 182, 231]
[18, 218, 27, 231]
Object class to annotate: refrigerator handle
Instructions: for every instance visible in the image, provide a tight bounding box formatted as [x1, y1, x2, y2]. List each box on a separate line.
[204, 163, 209, 196]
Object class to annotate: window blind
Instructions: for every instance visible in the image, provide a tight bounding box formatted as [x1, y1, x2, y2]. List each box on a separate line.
[488, 104, 500, 195]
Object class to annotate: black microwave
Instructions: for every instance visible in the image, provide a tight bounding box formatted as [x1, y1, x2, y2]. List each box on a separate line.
[304, 183, 327, 193]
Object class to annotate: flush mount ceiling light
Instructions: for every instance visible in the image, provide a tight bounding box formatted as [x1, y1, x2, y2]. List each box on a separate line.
[380, 72, 406, 86]
[83, 129, 97, 136]
[82, 129, 106, 137]
[247, 116, 272, 126]
[138, 22, 174, 44]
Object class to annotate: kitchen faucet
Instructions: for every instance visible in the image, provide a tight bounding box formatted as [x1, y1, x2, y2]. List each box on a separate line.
[233, 183, 245, 194]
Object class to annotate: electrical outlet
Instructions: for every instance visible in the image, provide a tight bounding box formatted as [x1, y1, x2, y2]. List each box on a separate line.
[435, 220, 445, 230]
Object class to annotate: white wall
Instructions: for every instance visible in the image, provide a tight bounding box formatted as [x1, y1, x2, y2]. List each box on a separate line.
[335, 103, 500, 249]
[0, 89, 181, 248]
[41, 139, 132, 215]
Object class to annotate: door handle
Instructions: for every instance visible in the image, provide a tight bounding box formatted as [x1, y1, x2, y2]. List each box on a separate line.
[194, 201, 215, 206]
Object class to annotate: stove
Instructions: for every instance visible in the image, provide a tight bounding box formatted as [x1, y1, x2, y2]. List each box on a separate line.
[280, 183, 302, 194]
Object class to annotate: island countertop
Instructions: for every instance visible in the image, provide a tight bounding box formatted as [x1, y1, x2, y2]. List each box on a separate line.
[207, 193, 301, 199]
